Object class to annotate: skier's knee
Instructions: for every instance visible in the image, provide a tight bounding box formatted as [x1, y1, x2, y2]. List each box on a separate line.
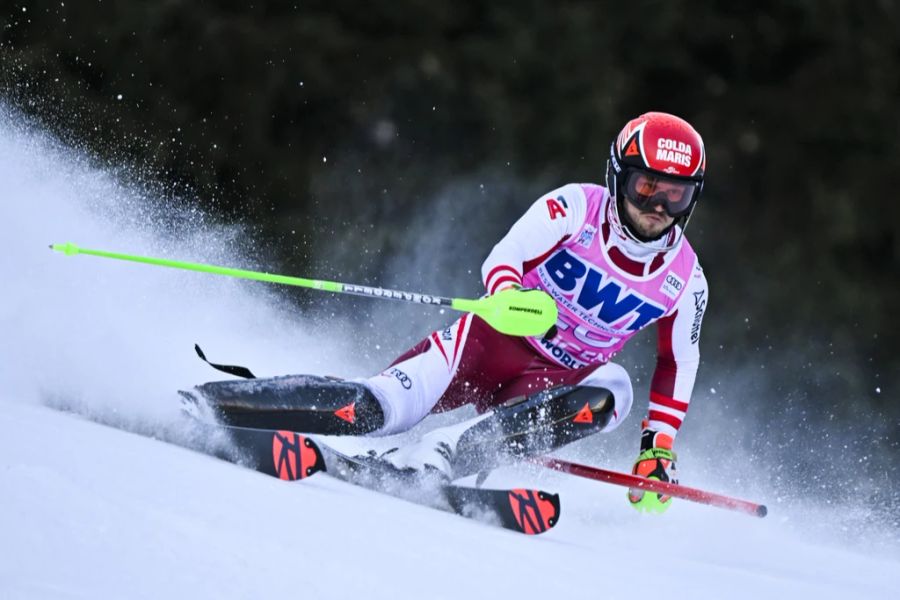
[364, 342, 455, 435]
[364, 377, 430, 436]
[579, 362, 633, 431]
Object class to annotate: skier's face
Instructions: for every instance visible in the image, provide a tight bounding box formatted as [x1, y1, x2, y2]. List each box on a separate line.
[622, 192, 675, 238]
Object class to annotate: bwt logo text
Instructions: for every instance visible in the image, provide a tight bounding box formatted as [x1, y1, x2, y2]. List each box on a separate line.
[545, 250, 664, 330]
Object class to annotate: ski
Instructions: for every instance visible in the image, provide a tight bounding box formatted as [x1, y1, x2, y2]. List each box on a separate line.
[192, 422, 328, 481]
[188, 419, 560, 535]
[317, 442, 560, 535]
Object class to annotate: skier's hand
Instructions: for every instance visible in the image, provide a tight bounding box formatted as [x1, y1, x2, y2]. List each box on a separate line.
[494, 285, 558, 338]
[494, 282, 523, 293]
[627, 428, 677, 514]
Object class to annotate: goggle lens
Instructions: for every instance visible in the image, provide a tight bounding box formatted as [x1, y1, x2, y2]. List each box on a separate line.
[623, 171, 698, 217]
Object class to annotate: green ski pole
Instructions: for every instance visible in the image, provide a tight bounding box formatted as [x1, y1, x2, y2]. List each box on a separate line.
[50, 242, 557, 337]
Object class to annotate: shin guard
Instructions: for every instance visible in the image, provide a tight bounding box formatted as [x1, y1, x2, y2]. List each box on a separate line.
[181, 375, 384, 435]
[452, 385, 614, 477]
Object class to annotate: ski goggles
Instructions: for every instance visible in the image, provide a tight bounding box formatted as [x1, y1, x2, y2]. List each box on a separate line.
[622, 170, 700, 217]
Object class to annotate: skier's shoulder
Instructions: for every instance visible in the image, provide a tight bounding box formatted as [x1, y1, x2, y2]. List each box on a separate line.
[529, 182, 609, 230]
[537, 182, 606, 210]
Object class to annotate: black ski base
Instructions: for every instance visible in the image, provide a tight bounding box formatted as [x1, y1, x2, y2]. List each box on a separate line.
[186, 419, 560, 535]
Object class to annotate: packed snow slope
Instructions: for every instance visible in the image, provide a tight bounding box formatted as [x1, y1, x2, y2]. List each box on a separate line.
[2, 400, 897, 600]
[1, 105, 897, 599]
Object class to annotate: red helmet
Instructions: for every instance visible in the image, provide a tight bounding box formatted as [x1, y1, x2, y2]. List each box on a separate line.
[606, 112, 705, 245]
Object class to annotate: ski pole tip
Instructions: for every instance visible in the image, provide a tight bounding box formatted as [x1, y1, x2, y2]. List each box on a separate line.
[50, 242, 80, 256]
[757, 505, 768, 518]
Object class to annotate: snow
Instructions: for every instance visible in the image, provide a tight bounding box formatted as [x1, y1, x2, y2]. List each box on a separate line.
[2, 401, 897, 600]
[1, 103, 898, 599]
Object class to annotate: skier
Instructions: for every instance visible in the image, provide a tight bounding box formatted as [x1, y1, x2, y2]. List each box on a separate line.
[185, 111, 708, 513]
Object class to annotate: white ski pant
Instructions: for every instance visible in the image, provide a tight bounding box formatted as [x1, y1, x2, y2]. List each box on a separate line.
[361, 314, 634, 435]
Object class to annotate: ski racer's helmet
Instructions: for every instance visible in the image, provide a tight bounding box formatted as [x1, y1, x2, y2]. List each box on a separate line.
[606, 112, 705, 248]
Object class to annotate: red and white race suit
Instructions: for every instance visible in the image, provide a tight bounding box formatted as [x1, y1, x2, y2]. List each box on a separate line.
[364, 183, 708, 440]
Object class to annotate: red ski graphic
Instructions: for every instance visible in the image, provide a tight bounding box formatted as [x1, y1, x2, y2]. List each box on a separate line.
[272, 431, 321, 481]
[572, 402, 594, 424]
[334, 402, 356, 424]
[508, 488, 560, 534]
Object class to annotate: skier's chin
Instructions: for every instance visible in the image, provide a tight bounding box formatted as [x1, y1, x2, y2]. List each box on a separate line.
[632, 217, 670, 239]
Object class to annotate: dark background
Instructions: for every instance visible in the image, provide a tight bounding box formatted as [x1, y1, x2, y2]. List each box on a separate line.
[2, 1, 897, 506]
